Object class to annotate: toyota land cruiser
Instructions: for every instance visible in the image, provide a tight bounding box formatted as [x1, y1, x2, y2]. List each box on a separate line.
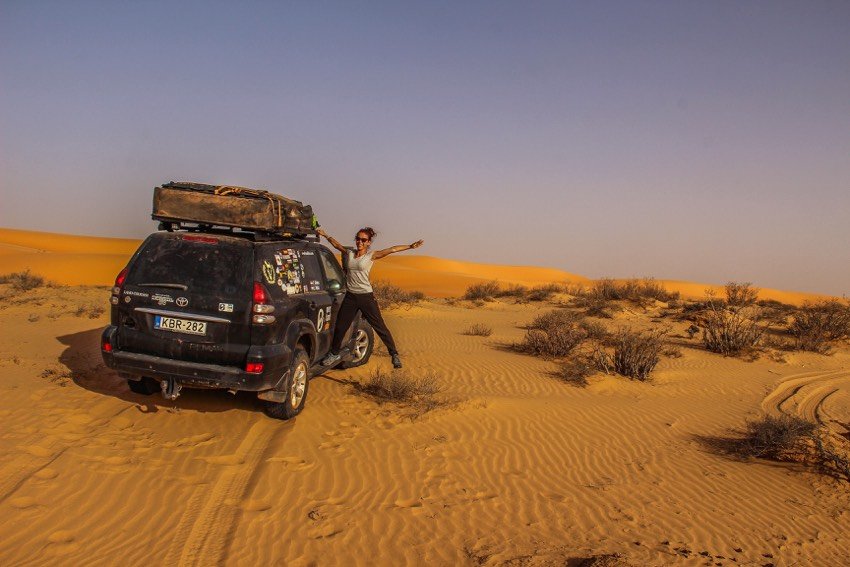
[100, 228, 373, 419]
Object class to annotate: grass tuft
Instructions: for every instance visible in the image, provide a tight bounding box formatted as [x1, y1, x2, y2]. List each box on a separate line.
[462, 323, 493, 337]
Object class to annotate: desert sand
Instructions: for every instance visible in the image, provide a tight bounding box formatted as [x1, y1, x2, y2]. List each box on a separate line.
[1, 229, 848, 566]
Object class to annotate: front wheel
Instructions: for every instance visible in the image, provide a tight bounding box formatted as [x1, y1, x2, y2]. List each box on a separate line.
[340, 323, 374, 369]
[264, 347, 310, 420]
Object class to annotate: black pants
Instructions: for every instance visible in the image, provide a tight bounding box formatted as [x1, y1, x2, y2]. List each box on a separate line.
[332, 292, 398, 355]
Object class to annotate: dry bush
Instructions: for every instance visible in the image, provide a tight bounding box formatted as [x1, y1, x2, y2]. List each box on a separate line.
[571, 277, 677, 315]
[526, 283, 561, 302]
[74, 303, 106, 319]
[517, 309, 612, 359]
[725, 281, 759, 307]
[736, 414, 816, 459]
[611, 327, 665, 381]
[372, 280, 425, 309]
[355, 368, 444, 415]
[704, 414, 850, 482]
[790, 299, 850, 353]
[496, 284, 528, 298]
[463, 281, 500, 301]
[463, 323, 492, 337]
[520, 327, 586, 358]
[0, 269, 45, 291]
[550, 359, 594, 387]
[529, 309, 581, 331]
[701, 303, 765, 356]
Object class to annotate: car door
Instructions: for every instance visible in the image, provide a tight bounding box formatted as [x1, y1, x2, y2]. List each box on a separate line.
[317, 246, 347, 340]
[296, 247, 335, 357]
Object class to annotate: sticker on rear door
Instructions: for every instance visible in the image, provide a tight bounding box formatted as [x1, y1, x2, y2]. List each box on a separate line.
[262, 260, 276, 284]
[317, 306, 331, 332]
[219, 303, 233, 312]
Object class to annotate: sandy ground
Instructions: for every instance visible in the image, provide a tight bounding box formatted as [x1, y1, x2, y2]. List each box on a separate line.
[1, 229, 849, 566]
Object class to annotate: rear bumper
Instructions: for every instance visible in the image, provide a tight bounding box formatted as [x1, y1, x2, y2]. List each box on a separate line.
[101, 326, 290, 392]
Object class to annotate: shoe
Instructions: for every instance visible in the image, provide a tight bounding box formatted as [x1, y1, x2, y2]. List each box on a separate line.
[321, 352, 342, 366]
[391, 354, 403, 369]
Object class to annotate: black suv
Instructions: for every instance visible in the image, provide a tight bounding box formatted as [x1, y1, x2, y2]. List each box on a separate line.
[101, 229, 374, 419]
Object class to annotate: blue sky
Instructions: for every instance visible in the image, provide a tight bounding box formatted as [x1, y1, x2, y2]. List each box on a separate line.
[2, 1, 848, 294]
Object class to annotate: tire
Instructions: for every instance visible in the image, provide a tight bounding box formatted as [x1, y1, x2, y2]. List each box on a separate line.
[340, 323, 374, 369]
[127, 376, 159, 395]
[264, 347, 310, 420]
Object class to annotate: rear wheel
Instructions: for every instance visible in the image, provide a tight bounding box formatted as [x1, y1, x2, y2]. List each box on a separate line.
[127, 376, 159, 395]
[264, 347, 310, 420]
[340, 323, 374, 369]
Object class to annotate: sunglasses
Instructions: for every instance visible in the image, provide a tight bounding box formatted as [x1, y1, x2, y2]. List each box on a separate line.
[355, 237, 370, 243]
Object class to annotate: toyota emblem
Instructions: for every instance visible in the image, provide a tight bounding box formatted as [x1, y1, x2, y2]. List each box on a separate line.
[176, 297, 189, 307]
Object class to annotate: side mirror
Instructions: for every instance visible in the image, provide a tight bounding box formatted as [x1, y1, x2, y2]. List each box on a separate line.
[328, 279, 343, 293]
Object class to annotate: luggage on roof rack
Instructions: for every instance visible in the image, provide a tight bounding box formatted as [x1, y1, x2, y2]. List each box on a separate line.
[152, 182, 316, 236]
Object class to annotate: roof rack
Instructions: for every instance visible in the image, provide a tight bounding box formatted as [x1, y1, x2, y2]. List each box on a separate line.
[157, 221, 319, 242]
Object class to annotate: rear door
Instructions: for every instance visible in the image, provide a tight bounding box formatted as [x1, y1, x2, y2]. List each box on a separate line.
[118, 232, 253, 366]
[296, 247, 335, 357]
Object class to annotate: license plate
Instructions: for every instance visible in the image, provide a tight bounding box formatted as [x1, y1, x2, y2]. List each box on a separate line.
[154, 315, 207, 336]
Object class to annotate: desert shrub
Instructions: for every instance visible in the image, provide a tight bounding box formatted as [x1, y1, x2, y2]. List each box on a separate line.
[0, 269, 45, 291]
[74, 303, 106, 319]
[551, 359, 594, 387]
[463, 281, 500, 301]
[496, 284, 528, 298]
[579, 319, 609, 342]
[612, 327, 665, 381]
[372, 280, 425, 309]
[725, 281, 759, 307]
[520, 327, 586, 358]
[701, 304, 765, 355]
[463, 323, 492, 337]
[356, 368, 443, 415]
[736, 414, 816, 459]
[526, 283, 561, 302]
[705, 414, 850, 481]
[529, 309, 581, 331]
[562, 283, 587, 297]
[790, 300, 850, 353]
[571, 278, 677, 314]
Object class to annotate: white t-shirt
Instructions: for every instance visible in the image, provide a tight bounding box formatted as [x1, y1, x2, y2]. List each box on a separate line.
[346, 250, 374, 293]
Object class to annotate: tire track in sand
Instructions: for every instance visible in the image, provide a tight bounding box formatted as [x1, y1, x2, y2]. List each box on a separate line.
[761, 369, 850, 428]
[165, 419, 278, 567]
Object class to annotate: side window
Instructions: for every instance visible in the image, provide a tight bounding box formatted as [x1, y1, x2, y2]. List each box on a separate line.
[318, 249, 345, 288]
[297, 249, 324, 293]
[268, 247, 305, 295]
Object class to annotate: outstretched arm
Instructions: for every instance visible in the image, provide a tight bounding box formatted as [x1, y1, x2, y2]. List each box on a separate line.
[372, 239, 424, 261]
[316, 228, 347, 254]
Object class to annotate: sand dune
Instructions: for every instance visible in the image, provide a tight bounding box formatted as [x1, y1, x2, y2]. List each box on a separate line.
[0, 228, 832, 304]
[1, 228, 848, 565]
[1, 280, 848, 566]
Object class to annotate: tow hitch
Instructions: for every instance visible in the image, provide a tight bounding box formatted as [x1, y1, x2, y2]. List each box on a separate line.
[161, 378, 182, 401]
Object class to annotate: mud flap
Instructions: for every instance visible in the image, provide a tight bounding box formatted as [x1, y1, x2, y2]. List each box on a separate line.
[257, 370, 290, 403]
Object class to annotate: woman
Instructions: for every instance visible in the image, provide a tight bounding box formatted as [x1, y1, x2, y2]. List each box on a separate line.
[316, 226, 424, 369]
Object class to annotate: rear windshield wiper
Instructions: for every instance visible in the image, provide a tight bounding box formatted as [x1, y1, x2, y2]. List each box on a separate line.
[137, 283, 189, 291]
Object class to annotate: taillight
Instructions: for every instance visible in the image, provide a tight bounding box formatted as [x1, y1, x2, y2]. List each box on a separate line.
[245, 362, 264, 374]
[102, 338, 113, 352]
[252, 282, 275, 323]
[113, 267, 128, 295]
[111, 267, 129, 303]
[253, 281, 269, 304]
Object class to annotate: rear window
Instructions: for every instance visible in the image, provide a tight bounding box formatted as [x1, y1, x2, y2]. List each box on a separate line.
[127, 235, 252, 297]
